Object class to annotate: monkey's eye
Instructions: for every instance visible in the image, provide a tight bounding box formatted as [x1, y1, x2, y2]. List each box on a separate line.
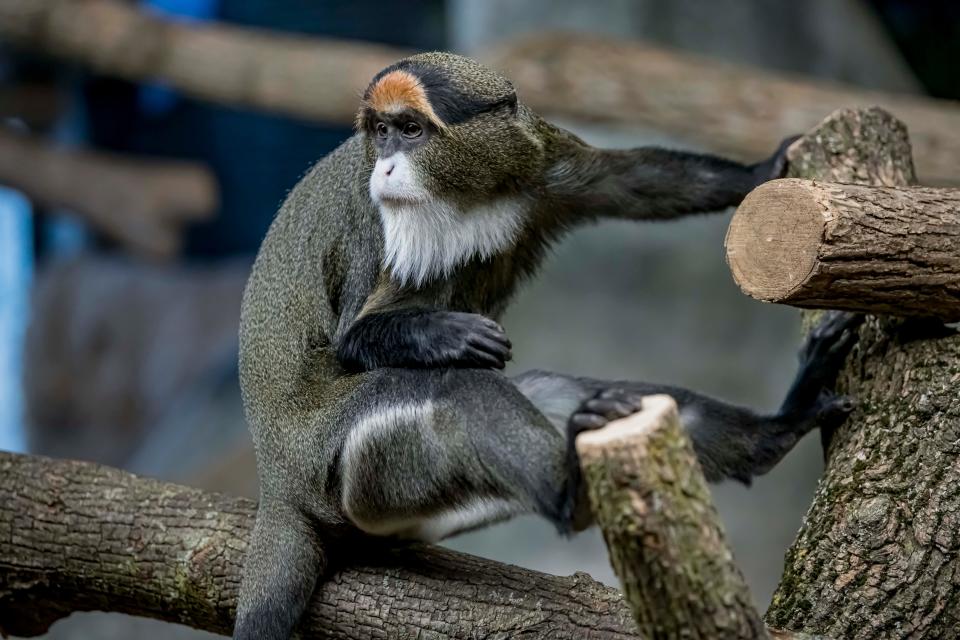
[401, 122, 423, 139]
[375, 122, 388, 138]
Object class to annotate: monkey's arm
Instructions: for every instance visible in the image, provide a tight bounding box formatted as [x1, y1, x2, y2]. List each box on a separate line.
[336, 308, 512, 372]
[544, 135, 796, 222]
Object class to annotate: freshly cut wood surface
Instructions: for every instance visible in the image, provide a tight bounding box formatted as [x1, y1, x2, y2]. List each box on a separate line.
[726, 178, 960, 321]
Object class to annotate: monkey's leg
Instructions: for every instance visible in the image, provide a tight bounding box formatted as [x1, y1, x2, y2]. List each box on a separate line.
[332, 367, 570, 542]
[515, 311, 863, 527]
[234, 498, 324, 640]
[333, 311, 860, 541]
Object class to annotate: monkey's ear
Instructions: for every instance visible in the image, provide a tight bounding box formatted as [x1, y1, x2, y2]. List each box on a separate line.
[354, 105, 375, 134]
[503, 92, 519, 117]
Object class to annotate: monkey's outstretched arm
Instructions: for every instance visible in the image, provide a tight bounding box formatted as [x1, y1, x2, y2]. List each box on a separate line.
[336, 308, 512, 372]
[544, 136, 796, 222]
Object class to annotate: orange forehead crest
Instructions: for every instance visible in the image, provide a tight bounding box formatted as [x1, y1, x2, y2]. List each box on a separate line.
[360, 69, 446, 130]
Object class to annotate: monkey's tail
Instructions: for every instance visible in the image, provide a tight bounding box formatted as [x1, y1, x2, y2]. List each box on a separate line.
[234, 498, 326, 640]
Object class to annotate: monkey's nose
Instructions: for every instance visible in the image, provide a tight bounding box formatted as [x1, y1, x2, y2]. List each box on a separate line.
[384, 163, 395, 176]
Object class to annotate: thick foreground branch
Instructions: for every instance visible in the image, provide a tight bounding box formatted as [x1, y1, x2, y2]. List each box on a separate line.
[578, 395, 766, 640]
[762, 110, 960, 639]
[3, 1, 960, 184]
[726, 179, 960, 321]
[0, 451, 638, 639]
[0, 127, 217, 258]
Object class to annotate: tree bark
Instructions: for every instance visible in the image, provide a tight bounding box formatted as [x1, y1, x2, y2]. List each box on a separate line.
[726, 179, 960, 321]
[3, 1, 960, 185]
[0, 127, 217, 258]
[762, 111, 960, 639]
[0, 451, 640, 639]
[577, 395, 767, 640]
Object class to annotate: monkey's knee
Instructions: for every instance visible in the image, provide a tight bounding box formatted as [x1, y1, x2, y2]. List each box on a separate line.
[339, 403, 434, 536]
[338, 389, 535, 541]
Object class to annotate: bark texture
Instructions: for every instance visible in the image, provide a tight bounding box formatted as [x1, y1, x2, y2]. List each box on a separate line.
[577, 395, 766, 640]
[762, 110, 960, 639]
[727, 179, 960, 321]
[3, 1, 960, 185]
[0, 127, 216, 258]
[0, 451, 640, 639]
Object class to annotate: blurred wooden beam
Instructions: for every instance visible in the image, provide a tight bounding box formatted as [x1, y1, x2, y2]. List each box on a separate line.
[488, 34, 960, 186]
[0, 127, 217, 258]
[0, 0, 408, 124]
[0, 82, 65, 129]
[2, 1, 959, 185]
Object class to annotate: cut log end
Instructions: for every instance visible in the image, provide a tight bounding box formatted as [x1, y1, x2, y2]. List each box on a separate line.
[725, 179, 824, 302]
[575, 394, 677, 452]
[726, 177, 960, 321]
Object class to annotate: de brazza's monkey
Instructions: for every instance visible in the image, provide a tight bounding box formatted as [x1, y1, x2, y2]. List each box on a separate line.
[235, 52, 860, 640]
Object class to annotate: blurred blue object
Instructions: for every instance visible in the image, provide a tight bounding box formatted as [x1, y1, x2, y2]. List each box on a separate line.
[0, 187, 32, 453]
[138, 0, 220, 116]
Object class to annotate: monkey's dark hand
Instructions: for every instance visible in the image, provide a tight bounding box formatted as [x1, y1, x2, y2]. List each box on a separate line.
[560, 388, 645, 533]
[426, 311, 513, 370]
[337, 309, 512, 372]
[750, 135, 801, 186]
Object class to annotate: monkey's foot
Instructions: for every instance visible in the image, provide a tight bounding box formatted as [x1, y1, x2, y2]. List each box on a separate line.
[814, 389, 857, 426]
[800, 310, 865, 372]
[569, 388, 646, 432]
[559, 389, 645, 533]
[781, 311, 864, 420]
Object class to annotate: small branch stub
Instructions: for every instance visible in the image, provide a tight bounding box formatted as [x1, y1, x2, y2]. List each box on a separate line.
[726, 178, 960, 321]
[577, 395, 767, 640]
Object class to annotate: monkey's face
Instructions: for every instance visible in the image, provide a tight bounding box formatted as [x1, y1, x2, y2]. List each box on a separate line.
[358, 56, 541, 209]
[364, 107, 436, 207]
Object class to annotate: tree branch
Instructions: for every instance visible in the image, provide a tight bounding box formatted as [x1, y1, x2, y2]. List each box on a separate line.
[3, 2, 960, 184]
[0, 451, 639, 639]
[0, 127, 217, 258]
[726, 179, 960, 321]
[760, 109, 960, 640]
[0, 0, 407, 125]
[577, 395, 767, 639]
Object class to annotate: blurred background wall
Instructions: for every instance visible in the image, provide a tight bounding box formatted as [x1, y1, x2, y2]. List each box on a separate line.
[1, 0, 958, 637]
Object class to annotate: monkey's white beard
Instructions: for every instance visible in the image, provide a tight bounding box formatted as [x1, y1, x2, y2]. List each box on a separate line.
[378, 199, 524, 287]
[370, 154, 524, 287]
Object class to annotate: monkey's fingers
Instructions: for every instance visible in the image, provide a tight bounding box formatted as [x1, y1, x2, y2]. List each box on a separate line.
[479, 325, 512, 349]
[466, 335, 512, 366]
[596, 388, 645, 410]
[582, 398, 639, 421]
[461, 348, 507, 369]
[570, 412, 608, 431]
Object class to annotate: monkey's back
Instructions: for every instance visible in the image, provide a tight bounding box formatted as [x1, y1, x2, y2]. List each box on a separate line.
[238, 135, 382, 479]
